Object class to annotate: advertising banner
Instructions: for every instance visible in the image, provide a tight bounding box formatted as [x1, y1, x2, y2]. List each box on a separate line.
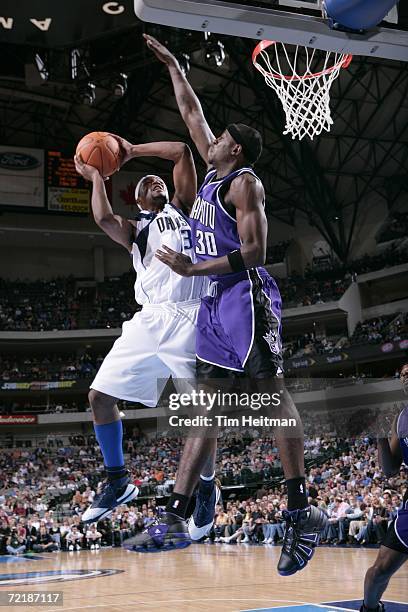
[0, 415, 37, 425]
[0, 146, 45, 208]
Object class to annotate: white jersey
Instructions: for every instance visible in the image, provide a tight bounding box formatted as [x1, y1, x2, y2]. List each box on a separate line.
[131, 202, 208, 305]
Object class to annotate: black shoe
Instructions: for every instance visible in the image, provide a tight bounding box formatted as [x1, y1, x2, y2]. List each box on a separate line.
[81, 475, 138, 524]
[122, 512, 191, 553]
[277, 505, 328, 576]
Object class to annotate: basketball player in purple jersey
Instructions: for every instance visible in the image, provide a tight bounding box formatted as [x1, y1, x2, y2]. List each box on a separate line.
[135, 34, 328, 576]
[360, 362, 408, 612]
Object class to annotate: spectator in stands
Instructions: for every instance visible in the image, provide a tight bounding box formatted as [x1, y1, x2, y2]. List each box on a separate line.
[32, 525, 59, 553]
[213, 505, 230, 541]
[6, 529, 26, 555]
[263, 501, 285, 544]
[66, 525, 84, 551]
[85, 524, 102, 550]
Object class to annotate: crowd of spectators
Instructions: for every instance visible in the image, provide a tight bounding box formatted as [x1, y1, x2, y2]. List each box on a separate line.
[88, 273, 139, 329]
[277, 272, 349, 308]
[0, 432, 406, 554]
[0, 278, 79, 331]
[377, 211, 408, 244]
[342, 244, 408, 275]
[350, 312, 408, 346]
[0, 351, 102, 383]
[282, 311, 407, 359]
[1, 310, 406, 385]
[0, 246, 407, 331]
[282, 332, 342, 359]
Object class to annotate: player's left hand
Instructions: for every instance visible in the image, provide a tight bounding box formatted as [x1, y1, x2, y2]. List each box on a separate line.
[74, 155, 100, 181]
[155, 245, 194, 277]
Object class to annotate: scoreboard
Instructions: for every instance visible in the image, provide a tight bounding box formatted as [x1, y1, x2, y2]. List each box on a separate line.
[47, 151, 90, 213]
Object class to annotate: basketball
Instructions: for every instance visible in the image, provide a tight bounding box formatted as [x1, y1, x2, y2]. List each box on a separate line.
[76, 131, 122, 177]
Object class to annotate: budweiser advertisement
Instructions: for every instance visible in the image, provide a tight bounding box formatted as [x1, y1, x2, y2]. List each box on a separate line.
[0, 414, 37, 425]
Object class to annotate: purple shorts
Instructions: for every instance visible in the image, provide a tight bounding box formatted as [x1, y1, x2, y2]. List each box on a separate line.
[196, 268, 283, 378]
[383, 492, 408, 554]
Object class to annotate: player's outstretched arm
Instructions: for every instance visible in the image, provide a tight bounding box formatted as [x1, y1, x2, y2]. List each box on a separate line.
[156, 174, 267, 276]
[111, 137, 197, 212]
[74, 155, 134, 253]
[377, 415, 403, 477]
[144, 34, 215, 165]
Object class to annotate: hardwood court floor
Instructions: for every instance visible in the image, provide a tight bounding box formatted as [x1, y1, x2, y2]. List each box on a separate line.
[0, 544, 407, 612]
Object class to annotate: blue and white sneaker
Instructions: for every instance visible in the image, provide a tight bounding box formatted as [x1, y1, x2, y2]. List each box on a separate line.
[188, 479, 221, 541]
[123, 512, 191, 552]
[277, 505, 328, 576]
[81, 475, 138, 524]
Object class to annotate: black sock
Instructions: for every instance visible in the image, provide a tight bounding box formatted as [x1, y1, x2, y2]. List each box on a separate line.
[165, 492, 190, 519]
[286, 477, 308, 511]
[362, 604, 383, 612]
[361, 601, 383, 612]
[106, 465, 127, 483]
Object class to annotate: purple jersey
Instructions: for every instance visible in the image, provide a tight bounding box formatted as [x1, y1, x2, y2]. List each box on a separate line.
[190, 166, 283, 376]
[190, 167, 263, 283]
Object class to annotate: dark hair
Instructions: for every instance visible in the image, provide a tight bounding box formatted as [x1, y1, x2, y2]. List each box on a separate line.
[226, 123, 263, 165]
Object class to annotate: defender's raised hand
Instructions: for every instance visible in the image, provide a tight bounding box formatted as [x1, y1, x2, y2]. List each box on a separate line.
[143, 34, 178, 67]
[108, 134, 134, 167]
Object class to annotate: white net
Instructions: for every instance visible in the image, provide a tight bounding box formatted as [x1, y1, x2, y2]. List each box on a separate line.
[253, 41, 352, 141]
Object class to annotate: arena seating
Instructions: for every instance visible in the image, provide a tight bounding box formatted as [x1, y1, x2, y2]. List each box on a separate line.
[1, 247, 407, 331]
[0, 434, 405, 553]
[376, 211, 408, 244]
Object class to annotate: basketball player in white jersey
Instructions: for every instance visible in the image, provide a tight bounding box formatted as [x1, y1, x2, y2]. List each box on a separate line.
[74, 139, 207, 541]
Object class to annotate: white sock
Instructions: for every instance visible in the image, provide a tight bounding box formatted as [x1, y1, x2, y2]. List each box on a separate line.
[200, 472, 215, 481]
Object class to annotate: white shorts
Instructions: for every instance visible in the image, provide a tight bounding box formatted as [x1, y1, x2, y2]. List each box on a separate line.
[90, 299, 200, 407]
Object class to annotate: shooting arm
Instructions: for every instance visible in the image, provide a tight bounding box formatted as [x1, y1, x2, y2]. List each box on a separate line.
[91, 174, 134, 252]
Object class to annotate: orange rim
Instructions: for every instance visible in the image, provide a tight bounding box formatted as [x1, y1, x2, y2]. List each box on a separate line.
[252, 40, 353, 82]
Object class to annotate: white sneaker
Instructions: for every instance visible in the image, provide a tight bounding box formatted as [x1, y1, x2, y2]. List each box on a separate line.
[90, 544, 95, 550]
[219, 536, 230, 543]
[75, 544, 81, 551]
[95, 543, 100, 550]
[242, 537, 250, 543]
[188, 481, 221, 541]
[68, 545, 74, 551]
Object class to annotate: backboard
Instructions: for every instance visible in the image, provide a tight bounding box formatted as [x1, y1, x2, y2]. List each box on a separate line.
[134, 0, 408, 61]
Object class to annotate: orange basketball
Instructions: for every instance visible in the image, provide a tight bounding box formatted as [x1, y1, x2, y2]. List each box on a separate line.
[76, 131, 122, 177]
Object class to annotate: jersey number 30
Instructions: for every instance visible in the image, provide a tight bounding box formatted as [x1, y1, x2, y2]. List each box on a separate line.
[195, 230, 218, 256]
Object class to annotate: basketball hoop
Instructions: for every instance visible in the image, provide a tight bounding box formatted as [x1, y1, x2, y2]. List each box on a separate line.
[252, 40, 352, 141]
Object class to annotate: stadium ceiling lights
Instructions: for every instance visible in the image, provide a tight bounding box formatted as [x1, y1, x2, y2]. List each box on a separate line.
[203, 32, 226, 67]
[78, 82, 96, 105]
[110, 72, 128, 97]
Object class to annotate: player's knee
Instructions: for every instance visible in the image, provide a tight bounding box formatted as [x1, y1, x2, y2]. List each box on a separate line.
[88, 389, 110, 412]
[369, 559, 393, 582]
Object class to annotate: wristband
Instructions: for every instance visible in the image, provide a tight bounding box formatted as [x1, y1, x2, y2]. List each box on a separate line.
[227, 249, 246, 273]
